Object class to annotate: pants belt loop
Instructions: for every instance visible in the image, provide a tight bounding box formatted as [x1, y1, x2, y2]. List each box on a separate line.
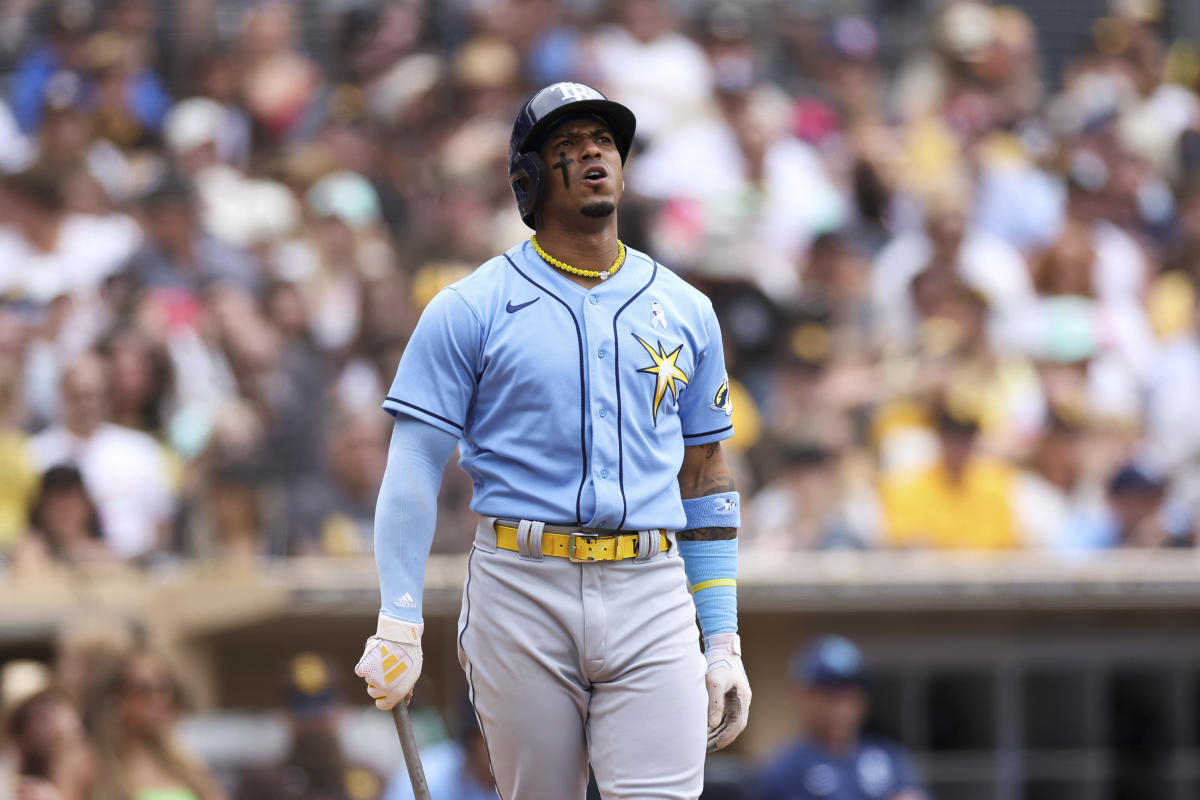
[635, 529, 656, 562]
[477, 516, 498, 550]
[518, 519, 545, 561]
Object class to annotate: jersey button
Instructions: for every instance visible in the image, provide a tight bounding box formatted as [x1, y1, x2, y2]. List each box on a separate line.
[599, 408, 607, 418]
[588, 295, 599, 305]
[600, 468, 609, 478]
[598, 349, 606, 359]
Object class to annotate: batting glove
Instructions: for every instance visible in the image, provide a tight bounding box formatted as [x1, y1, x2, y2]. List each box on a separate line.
[354, 616, 423, 710]
[704, 633, 751, 751]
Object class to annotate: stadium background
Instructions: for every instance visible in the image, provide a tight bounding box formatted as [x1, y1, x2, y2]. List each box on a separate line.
[4, 0, 1200, 798]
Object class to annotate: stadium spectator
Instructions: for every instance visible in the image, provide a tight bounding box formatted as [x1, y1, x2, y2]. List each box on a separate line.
[236, 3, 321, 147]
[1013, 408, 1109, 550]
[0, 330, 37, 552]
[235, 653, 383, 800]
[9, 2, 91, 135]
[85, 647, 226, 800]
[9, 464, 114, 574]
[271, 169, 393, 355]
[880, 400, 1021, 550]
[52, 614, 136, 716]
[286, 409, 389, 557]
[384, 695, 496, 800]
[0, 166, 141, 318]
[124, 176, 262, 298]
[3, 687, 94, 800]
[746, 441, 879, 552]
[585, 0, 712, 148]
[870, 188, 1033, 353]
[27, 354, 176, 559]
[755, 636, 926, 800]
[95, 324, 172, 438]
[631, 72, 845, 297]
[793, 231, 876, 359]
[1094, 461, 1180, 548]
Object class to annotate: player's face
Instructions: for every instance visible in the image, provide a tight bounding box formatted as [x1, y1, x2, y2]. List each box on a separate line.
[537, 117, 623, 222]
[799, 685, 867, 747]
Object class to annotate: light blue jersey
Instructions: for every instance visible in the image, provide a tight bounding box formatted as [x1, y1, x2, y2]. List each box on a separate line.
[383, 240, 734, 531]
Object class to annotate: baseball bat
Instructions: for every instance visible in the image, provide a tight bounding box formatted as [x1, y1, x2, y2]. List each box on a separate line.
[391, 703, 432, 800]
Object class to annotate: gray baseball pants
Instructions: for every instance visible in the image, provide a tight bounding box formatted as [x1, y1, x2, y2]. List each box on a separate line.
[456, 517, 708, 800]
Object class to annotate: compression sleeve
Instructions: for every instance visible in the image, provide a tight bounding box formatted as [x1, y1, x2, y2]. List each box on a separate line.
[375, 415, 459, 625]
[677, 492, 741, 637]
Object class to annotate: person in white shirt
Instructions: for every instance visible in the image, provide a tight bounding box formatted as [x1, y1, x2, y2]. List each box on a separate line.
[27, 353, 176, 559]
[584, 0, 713, 148]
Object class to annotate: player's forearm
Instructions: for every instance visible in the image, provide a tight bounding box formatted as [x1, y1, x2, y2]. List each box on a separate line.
[374, 416, 458, 624]
[677, 441, 737, 541]
[676, 441, 740, 636]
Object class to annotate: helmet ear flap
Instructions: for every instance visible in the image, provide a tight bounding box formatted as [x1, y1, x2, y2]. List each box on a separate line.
[509, 151, 546, 230]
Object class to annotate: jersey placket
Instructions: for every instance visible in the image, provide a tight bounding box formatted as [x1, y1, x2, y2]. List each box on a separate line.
[581, 289, 623, 529]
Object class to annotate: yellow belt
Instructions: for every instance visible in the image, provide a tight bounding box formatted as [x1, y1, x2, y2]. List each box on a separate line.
[493, 522, 669, 562]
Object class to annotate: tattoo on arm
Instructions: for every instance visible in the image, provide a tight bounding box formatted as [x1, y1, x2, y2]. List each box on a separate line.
[677, 441, 738, 538]
[702, 477, 736, 494]
[678, 475, 738, 541]
[677, 527, 737, 541]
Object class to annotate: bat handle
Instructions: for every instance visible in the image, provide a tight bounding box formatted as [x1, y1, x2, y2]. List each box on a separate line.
[391, 702, 432, 800]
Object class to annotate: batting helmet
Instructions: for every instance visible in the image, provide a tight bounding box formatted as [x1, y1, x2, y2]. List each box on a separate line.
[509, 82, 636, 229]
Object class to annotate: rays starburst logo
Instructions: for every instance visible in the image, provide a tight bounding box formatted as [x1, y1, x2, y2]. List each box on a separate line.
[633, 334, 689, 425]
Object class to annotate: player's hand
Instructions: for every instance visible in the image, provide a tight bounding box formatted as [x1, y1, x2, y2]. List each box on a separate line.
[354, 617, 424, 710]
[703, 633, 751, 752]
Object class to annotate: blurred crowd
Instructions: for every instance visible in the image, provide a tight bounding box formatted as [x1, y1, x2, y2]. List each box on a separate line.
[0, 619, 916, 800]
[0, 620, 227, 800]
[0, 618, 444, 800]
[2, 0, 1200, 575]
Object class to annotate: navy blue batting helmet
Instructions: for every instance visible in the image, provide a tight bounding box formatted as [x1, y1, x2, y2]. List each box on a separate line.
[509, 82, 636, 229]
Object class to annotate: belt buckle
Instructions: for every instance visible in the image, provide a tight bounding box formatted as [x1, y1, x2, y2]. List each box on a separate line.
[568, 532, 601, 563]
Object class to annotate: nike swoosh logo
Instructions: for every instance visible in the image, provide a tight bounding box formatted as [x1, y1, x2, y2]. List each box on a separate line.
[506, 298, 540, 313]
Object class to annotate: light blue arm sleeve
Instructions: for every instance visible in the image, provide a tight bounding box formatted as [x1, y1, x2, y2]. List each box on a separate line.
[375, 415, 460, 625]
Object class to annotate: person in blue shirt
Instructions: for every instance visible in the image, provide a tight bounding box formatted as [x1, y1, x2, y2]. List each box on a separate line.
[756, 637, 926, 800]
[384, 697, 496, 800]
[353, 82, 751, 799]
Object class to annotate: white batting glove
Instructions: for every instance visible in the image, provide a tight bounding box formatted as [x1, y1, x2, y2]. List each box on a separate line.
[704, 633, 751, 751]
[354, 616, 424, 710]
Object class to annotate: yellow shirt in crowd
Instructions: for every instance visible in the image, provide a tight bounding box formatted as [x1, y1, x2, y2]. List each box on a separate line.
[880, 457, 1019, 550]
[0, 431, 37, 550]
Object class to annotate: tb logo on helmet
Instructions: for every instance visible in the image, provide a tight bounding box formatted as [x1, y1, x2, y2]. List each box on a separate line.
[507, 81, 637, 229]
[552, 82, 603, 103]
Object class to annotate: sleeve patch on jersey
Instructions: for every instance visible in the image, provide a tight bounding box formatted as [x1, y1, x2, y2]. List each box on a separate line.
[710, 376, 733, 417]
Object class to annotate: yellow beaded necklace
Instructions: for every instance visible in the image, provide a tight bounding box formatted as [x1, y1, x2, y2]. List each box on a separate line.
[530, 235, 626, 281]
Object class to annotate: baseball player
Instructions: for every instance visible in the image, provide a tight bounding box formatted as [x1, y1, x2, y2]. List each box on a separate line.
[355, 82, 751, 799]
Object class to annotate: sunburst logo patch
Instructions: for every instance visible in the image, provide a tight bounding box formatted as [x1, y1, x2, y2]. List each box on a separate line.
[633, 333, 689, 426]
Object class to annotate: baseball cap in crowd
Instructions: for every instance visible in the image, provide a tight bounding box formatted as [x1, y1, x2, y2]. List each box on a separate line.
[791, 636, 865, 689]
[164, 97, 224, 155]
[1108, 461, 1166, 495]
[284, 652, 342, 719]
[305, 170, 380, 229]
[0, 660, 51, 731]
